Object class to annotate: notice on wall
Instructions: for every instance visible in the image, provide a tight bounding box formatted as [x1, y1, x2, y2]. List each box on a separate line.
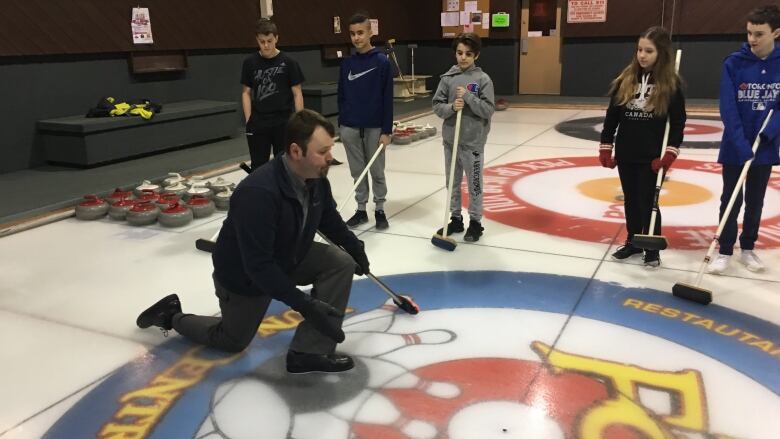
[446, 0, 460, 11]
[567, 0, 607, 23]
[370, 19, 379, 36]
[441, 12, 460, 26]
[131, 7, 153, 44]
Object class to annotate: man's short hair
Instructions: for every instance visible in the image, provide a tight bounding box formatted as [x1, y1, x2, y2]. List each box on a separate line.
[255, 18, 278, 36]
[747, 5, 780, 31]
[286, 110, 335, 155]
[349, 11, 371, 26]
[452, 32, 482, 55]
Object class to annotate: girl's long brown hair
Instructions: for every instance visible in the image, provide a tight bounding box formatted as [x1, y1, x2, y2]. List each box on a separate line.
[608, 26, 679, 116]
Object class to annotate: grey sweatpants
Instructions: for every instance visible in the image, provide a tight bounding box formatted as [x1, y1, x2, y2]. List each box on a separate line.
[443, 141, 484, 222]
[340, 126, 387, 211]
[172, 242, 356, 354]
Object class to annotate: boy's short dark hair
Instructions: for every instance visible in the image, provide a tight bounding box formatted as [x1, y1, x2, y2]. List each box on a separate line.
[349, 11, 371, 25]
[286, 110, 335, 155]
[255, 18, 278, 36]
[452, 32, 482, 55]
[747, 5, 780, 30]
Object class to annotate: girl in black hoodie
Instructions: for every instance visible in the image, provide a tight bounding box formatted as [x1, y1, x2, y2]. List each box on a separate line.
[599, 26, 687, 268]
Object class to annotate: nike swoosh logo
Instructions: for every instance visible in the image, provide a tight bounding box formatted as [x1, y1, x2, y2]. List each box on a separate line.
[347, 68, 376, 81]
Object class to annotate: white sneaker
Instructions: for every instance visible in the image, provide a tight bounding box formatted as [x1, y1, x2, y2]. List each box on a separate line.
[739, 250, 765, 272]
[706, 254, 731, 275]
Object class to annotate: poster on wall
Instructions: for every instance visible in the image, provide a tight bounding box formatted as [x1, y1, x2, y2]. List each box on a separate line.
[131, 7, 154, 44]
[567, 0, 607, 23]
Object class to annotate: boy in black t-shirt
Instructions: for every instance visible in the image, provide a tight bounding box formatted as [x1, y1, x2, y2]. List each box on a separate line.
[241, 19, 305, 170]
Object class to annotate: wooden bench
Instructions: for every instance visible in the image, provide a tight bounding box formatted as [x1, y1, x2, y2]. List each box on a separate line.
[37, 100, 238, 166]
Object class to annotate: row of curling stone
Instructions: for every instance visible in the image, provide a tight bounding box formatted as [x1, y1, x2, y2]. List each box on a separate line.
[391, 122, 436, 145]
[75, 172, 236, 224]
[134, 172, 235, 201]
[75, 187, 231, 226]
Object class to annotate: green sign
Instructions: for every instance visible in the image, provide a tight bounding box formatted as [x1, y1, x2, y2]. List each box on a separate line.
[492, 12, 510, 28]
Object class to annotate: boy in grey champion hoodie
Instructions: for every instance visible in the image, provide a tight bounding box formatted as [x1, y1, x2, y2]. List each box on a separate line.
[432, 32, 495, 242]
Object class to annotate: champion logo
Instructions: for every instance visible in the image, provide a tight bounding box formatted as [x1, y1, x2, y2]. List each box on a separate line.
[466, 82, 480, 93]
[347, 67, 376, 81]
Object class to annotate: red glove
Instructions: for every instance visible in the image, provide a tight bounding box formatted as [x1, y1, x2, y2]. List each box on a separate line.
[598, 144, 616, 168]
[651, 146, 679, 173]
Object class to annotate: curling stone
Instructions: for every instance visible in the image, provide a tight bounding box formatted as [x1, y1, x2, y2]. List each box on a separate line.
[208, 177, 235, 194]
[104, 188, 134, 205]
[414, 124, 430, 139]
[158, 202, 194, 228]
[423, 124, 437, 136]
[407, 128, 422, 142]
[136, 189, 160, 205]
[214, 187, 233, 211]
[163, 172, 186, 187]
[162, 181, 188, 198]
[133, 180, 160, 197]
[108, 198, 137, 221]
[186, 195, 216, 218]
[392, 133, 412, 145]
[126, 201, 159, 226]
[155, 193, 180, 210]
[184, 182, 213, 202]
[75, 195, 109, 220]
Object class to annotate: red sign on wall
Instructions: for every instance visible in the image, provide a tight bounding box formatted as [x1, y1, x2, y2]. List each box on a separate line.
[567, 0, 607, 23]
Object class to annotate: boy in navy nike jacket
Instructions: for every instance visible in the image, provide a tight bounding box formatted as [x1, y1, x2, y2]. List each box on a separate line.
[338, 12, 394, 230]
[708, 5, 780, 275]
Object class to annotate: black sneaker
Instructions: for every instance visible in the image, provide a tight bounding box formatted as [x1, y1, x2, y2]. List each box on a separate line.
[136, 294, 181, 330]
[375, 210, 389, 230]
[644, 250, 661, 268]
[346, 210, 368, 228]
[286, 350, 354, 374]
[611, 242, 643, 260]
[464, 220, 484, 242]
[436, 215, 465, 236]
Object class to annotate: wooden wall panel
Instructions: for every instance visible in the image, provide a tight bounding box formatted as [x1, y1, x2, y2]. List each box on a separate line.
[0, 0, 257, 55]
[562, 0, 662, 38]
[0, 0, 445, 56]
[272, 0, 442, 46]
[562, 0, 771, 38]
[673, 0, 767, 35]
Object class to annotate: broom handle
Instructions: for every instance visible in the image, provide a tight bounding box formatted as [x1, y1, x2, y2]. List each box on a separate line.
[693, 108, 774, 286]
[442, 110, 463, 234]
[648, 120, 671, 235]
[647, 49, 681, 234]
[337, 143, 385, 214]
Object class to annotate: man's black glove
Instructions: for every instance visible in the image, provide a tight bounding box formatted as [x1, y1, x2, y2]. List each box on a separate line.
[346, 239, 370, 276]
[296, 294, 345, 343]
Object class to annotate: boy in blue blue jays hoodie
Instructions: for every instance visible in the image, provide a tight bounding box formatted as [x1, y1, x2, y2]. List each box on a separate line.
[338, 12, 394, 230]
[708, 5, 780, 275]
